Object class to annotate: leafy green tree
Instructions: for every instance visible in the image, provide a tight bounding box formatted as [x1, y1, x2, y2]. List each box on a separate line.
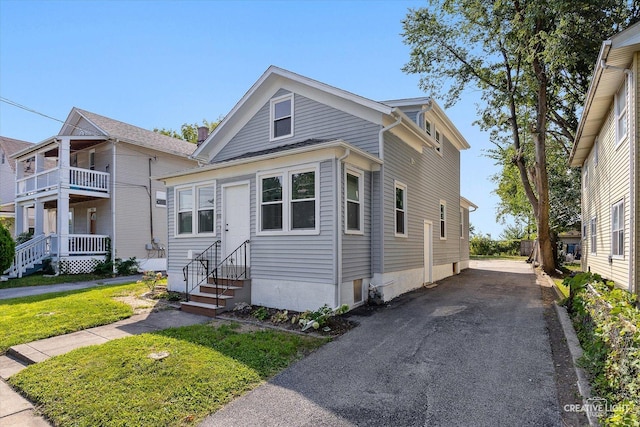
[0, 223, 15, 273]
[154, 118, 221, 144]
[402, 0, 638, 274]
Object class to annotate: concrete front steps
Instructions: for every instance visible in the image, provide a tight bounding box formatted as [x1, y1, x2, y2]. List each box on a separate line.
[180, 278, 251, 317]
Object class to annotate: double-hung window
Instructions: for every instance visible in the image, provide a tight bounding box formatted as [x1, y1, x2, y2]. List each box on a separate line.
[258, 165, 318, 234]
[345, 168, 364, 234]
[440, 201, 447, 239]
[271, 94, 293, 140]
[395, 181, 407, 236]
[615, 80, 628, 146]
[611, 200, 624, 257]
[175, 182, 216, 236]
[435, 129, 442, 155]
[590, 217, 597, 254]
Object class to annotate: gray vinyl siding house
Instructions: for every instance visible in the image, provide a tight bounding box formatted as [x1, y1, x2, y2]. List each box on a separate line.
[161, 66, 475, 312]
[8, 108, 197, 277]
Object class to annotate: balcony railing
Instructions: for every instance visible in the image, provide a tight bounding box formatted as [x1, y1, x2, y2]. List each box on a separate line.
[68, 234, 109, 255]
[16, 167, 110, 197]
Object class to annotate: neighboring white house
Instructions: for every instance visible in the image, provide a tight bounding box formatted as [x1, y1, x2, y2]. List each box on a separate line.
[160, 66, 476, 315]
[570, 21, 640, 294]
[0, 136, 33, 236]
[7, 107, 198, 277]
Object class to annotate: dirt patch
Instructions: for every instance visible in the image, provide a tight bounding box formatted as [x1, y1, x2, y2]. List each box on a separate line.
[219, 304, 359, 337]
[536, 269, 589, 427]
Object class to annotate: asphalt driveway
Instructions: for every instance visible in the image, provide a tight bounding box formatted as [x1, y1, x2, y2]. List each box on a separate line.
[200, 260, 561, 427]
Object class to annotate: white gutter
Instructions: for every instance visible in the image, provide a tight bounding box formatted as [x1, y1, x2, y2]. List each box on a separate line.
[335, 148, 351, 307]
[111, 139, 118, 271]
[626, 68, 635, 294]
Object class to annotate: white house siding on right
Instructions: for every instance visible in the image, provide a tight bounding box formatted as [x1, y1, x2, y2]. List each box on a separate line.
[581, 81, 631, 288]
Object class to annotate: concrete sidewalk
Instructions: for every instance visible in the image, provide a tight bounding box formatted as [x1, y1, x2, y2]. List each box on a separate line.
[0, 275, 143, 300]
[0, 307, 212, 426]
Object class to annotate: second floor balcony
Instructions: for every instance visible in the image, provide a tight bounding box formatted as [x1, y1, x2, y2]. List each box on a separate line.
[16, 166, 110, 199]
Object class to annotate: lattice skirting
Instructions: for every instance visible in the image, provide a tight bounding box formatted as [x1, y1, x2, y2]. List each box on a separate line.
[57, 256, 106, 275]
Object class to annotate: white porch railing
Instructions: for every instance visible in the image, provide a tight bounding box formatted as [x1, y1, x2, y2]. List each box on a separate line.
[69, 167, 110, 193]
[69, 234, 109, 255]
[15, 167, 110, 197]
[4, 234, 52, 278]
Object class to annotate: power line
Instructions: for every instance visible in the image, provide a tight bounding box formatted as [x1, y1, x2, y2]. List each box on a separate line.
[0, 97, 96, 136]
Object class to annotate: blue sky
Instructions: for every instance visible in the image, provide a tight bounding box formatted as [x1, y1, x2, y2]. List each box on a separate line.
[0, 0, 510, 237]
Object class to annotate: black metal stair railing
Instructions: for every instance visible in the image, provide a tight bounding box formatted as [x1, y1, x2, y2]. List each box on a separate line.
[212, 240, 250, 308]
[182, 240, 220, 302]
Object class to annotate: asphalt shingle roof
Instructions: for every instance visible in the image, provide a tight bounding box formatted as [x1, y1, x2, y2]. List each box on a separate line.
[74, 108, 197, 157]
[0, 136, 33, 172]
[214, 138, 332, 164]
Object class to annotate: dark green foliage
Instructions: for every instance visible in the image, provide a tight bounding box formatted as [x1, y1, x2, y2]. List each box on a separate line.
[14, 231, 32, 245]
[0, 224, 15, 272]
[469, 234, 520, 256]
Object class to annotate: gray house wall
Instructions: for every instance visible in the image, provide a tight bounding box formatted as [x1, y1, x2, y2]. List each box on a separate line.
[341, 167, 372, 282]
[213, 91, 380, 163]
[381, 131, 461, 273]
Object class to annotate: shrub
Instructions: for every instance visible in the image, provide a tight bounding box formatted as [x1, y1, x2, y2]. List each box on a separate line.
[569, 275, 640, 425]
[0, 224, 16, 272]
[15, 231, 33, 245]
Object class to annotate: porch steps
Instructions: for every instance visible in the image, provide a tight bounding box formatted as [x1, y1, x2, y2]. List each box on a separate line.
[180, 278, 251, 317]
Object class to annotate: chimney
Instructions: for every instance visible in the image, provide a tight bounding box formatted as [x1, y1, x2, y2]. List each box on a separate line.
[197, 126, 209, 146]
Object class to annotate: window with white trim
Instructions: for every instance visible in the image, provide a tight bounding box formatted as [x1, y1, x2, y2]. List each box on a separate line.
[590, 217, 597, 254]
[175, 182, 215, 236]
[270, 94, 293, 140]
[583, 160, 588, 190]
[424, 119, 432, 136]
[89, 149, 95, 170]
[440, 201, 447, 239]
[460, 207, 464, 239]
[395, 181, 407, 236]
[435, 128, 442, 154]
[156, 191, 167, 207]
[611, 199, 624, 257]
[615, 80, 628, 146]
[345, 168, 363, 234]
[258, 166, 318, 234]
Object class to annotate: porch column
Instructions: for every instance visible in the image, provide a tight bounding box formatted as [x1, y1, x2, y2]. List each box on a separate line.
[14, 203, 24, 237]
[35, 152, 45, 173]
[34, 199, 45, 236]
[58, 137, 71, 257]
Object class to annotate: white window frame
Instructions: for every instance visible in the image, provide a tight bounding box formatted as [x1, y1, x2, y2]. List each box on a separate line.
[345, 167, 364, 235]
[257, 164, 319, 236]
[89, 149, 96, 170]
[611, 199, 624, 258]
[590, 217, 597, 255]
[394, 181, 408, 237]
[583, 160, 588, 191]
[174, 181, 216, 237]
[270, 93, 294, 141]
[156, 191, 167, 208]
[424, 119, 432, 136]
[434, 128, 443, 156]
[439, 200, 447, 240]
[460, 207, 464, 239]
[615, 79, 628, 147]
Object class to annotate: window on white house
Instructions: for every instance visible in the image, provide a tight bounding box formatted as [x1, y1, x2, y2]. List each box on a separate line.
[260, 175, 284, 231]
[583, 160, 589, 190]
[435, 129, 442, 154]
[89, 149, 95, 170]
[258, 166, 318, 234]
[424, 120, 432, 136]
[615, 80, 628, 146]
[156, 191, 167, 207]
[440, 201, 447, 239]
[176, 182, 215, 236]
[345, 169, 363, 233]
[590, 217, 597, 254]
[612, 200, 624, 257]
[290, 171, 315, 230]
[460, 207, 464, 239]
[395, 182, 407, 236]
[271, 94, 293, 140]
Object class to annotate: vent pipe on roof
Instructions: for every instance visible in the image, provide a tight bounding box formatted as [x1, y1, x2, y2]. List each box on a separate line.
[197, 126, 209, 146]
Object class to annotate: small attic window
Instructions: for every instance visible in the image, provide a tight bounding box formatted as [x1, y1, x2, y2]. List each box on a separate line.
[271, 94, 293, 141]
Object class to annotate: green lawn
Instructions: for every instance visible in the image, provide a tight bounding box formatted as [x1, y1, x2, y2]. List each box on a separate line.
[470, 255, 529, 261]
[0, 273, 108, 290]
[0, 282, 146, 353]
[10, 323, 326, 426]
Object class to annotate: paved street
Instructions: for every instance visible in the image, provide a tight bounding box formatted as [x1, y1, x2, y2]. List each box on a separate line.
[200, 260, 561, 426]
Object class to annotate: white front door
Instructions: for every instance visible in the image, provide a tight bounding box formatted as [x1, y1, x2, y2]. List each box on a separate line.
[222, 182, 250, 261]
[424, 220, 433, 284]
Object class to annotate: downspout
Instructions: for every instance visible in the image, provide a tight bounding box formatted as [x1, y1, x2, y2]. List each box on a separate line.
[376, 116, 402, 294]
[625, 68, 635, 294]
[336, 148, 350, 307]
[111, 140, 118, 272]
[148, 156, 155, 243]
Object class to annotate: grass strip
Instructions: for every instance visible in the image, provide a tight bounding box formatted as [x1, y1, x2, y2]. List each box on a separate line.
[0, 273, 108, 289]
[10, 323, 326, 426]
[0, 282, 145, 352]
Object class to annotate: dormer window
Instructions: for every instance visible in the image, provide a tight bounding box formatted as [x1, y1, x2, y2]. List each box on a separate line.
[271, 94, 293, 140]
